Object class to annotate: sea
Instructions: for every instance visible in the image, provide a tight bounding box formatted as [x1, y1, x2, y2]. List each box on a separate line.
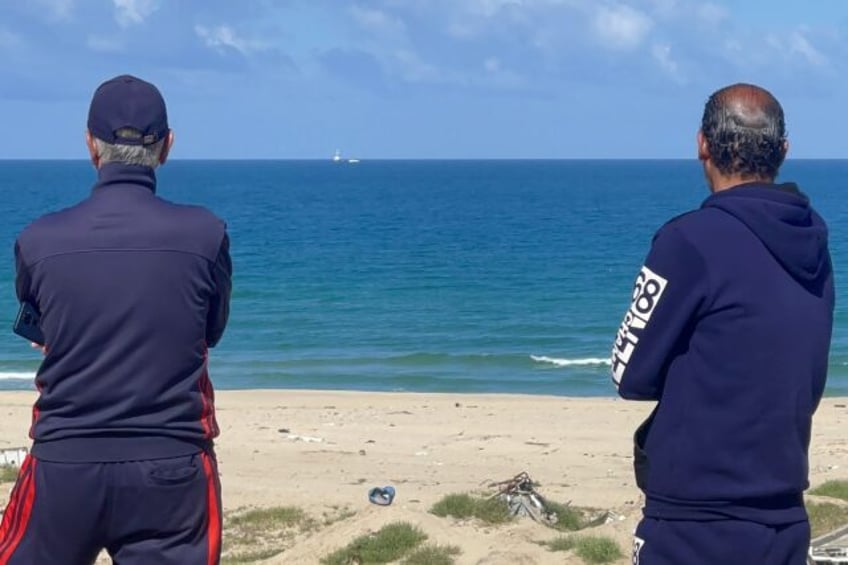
[0, 159, 847, 396]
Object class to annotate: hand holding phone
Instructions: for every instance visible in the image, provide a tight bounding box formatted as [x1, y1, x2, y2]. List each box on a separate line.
[13, 301, 45, 346]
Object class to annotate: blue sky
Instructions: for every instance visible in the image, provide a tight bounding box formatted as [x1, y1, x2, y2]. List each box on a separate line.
[1, 0, 847, 159]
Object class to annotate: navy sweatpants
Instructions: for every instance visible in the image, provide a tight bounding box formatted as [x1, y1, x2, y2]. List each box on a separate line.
[633, 517, 810, 565]
[0, 451, 221, 565]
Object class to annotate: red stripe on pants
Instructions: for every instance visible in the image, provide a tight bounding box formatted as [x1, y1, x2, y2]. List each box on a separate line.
[0, 456, 37, 564]
[201, 452, 221, 565]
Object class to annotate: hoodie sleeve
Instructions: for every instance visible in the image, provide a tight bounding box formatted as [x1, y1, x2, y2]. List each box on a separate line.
[14, 240, 34, 304]
[611, 223, 708, 400]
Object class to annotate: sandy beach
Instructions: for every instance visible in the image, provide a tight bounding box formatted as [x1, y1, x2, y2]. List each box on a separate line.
[1, 391, 847, 564]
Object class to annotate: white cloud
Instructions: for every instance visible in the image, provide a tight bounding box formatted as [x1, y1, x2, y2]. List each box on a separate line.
[723, 38, 742, 54]
[112, 0, 158, 27]
[765, 33, 781, 51]
[465, 0, 525, 17]
[393, 49, 446, 83]
[789, 31, 827, 67]
[387, 48, 524, 89]
[195, 25, 269, 56]
[34, 0, 74, 20]
[696, 3, 728, 27]
[350, 6, 407, 35]
[764, 30, 829, 68]
[651, 42, 682, 81]
[594, 4, 653, 50]
[86, 35, 124, 53]
[649, 0, 678, 18]
[481, 56, 524, 88]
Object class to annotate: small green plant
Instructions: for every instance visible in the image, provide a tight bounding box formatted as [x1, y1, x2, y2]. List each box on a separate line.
[808, 501, 848, 538]
[430, 494, 477, 519]
[222, 506, 315, 564]
[543, 536, 576, 552]
[227, 506, 306, 529]
[321, 506, 356, 527]
[402, 544, 461, 565]
[810, 480, 848, 502]
[222, 548, 285, 564]
[321, 522, 427, 565]
[543, 535, 622, 564]
[430, 493, 511, 525]
[574, 536, 623, 564]
[473, 497, 513, 524]
[544, 500, 584, 531]
[0, 465, 18, 483]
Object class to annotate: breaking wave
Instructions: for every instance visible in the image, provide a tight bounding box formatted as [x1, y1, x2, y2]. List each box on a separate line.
[530, 355, 611, 367]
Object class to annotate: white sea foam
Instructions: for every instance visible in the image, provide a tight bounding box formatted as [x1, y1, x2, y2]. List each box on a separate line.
[530, 355, 611, 367]
[0, 372, 34, 381]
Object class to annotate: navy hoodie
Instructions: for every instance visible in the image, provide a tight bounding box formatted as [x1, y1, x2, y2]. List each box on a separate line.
[14, 163, 232, 462]
[611, 182, 834, 524]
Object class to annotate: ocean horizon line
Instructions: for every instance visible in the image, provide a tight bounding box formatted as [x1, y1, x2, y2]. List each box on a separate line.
[1, 157, 846, 163]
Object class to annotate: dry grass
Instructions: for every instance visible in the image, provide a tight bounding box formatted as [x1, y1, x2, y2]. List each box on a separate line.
[222, 505, 355, 564]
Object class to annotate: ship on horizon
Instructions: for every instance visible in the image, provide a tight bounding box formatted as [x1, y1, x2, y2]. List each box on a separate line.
[333, 149, 360, 164]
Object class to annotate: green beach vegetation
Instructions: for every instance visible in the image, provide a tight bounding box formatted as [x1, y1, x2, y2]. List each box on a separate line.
[320, 522, 431, 565]
[810, 479, 848, 501]
[429, 491, 606, 532]
[429, 493, 512, 525]
[0, 465, 18, 483]
[429, 491, 622, 563]
[807, 479, 848, 538]
[222, 505, 353, 564]
[401, 544, 462, 565]
[541, 535, 623, 564]
[808, 501, 848, 538]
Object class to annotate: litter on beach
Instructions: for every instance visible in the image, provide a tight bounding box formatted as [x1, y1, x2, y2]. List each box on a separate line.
[810, 523, 848, 564]
[488, 471, 559, 526]
[0, 447, 27, 467]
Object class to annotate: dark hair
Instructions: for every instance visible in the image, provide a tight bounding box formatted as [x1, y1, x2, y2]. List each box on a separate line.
[701, 84, 786, 179]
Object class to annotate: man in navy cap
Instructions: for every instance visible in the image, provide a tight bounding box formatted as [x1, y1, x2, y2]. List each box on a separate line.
[611, 83, 833, 563]
[0, 75, 231, 564]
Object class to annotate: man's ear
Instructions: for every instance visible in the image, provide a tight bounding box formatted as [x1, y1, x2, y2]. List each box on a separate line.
[159, 130, 175, 165]
[697, 130, 710, 162]
[85, 130, 100, 169]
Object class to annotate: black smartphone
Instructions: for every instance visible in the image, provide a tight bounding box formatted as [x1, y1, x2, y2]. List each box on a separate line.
[13, 301, 45, 346]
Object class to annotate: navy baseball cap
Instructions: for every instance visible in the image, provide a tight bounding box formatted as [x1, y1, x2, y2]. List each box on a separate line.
[87, 75, 169, 146]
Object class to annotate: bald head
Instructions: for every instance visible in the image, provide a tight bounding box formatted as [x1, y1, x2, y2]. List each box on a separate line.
[700, 83, 787, 181]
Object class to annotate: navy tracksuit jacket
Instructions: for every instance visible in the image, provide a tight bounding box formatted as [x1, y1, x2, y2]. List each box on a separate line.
[0, 163, 231, 564]
[15, 162, 231, 462]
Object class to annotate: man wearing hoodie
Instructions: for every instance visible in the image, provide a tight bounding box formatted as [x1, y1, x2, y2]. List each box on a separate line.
[611, 83, 834, 564]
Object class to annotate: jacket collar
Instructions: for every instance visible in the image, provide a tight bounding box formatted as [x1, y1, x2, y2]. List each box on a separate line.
[93, 162, 157, 194]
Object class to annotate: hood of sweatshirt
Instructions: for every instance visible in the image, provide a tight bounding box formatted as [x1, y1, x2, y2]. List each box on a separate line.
[703, 182, 829, 288]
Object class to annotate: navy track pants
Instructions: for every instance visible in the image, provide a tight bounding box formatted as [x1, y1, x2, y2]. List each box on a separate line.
[0, 451, 221, 565]
[633, 517, 810, 565]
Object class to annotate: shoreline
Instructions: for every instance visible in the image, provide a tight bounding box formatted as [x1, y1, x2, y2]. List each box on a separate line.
[4, 384, 848, 398]
[2, 391, 847, 563]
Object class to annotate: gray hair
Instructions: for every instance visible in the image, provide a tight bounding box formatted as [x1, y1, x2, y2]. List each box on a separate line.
[701, 83, 786, 180]
[93, 127, 166, 168]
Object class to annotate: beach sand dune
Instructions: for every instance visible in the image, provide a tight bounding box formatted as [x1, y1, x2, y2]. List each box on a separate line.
[1, 391, 847, 564]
